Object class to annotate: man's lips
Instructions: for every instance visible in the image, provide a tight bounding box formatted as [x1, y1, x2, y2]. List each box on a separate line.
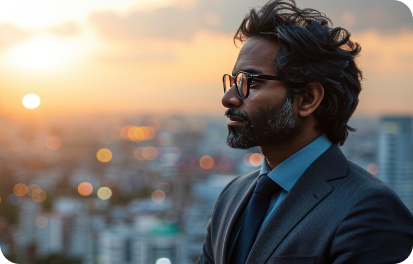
[226, 115, 246, 125]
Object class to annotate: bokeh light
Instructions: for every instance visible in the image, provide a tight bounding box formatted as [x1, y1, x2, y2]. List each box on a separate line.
[78, 182, 93, 196]
[11, 138, 27, 152]
[121, 126, 156, 141]
[32, 190, 47, 203]
[199, 155, 214, 169]
[243, 153, 252, 166]
[167, 119, 182, 133]
[96, 148, 112, 162]
[22, 94, 41, 109]
[13, 183, 28, 197]
[250, 153, 264, 167]
[134, 147, 145, 161]
[31, 189, 42, 198]
[151, 190, 165, 203]
[45, 136, 62, 150]
[142, 126, 155, 140]
[29, 140, 44, 154]
[128, 126, 141, 142]
[97, 187, 112, 200]
[120, 125, 132, 140]
[142, 146, 158, 160]
[35, 216, 48, 228]
[156, 258, 171, 264]
[145, 117, 161, 131]
[368, 163, 379, 175]
[28, 184, 41, 196]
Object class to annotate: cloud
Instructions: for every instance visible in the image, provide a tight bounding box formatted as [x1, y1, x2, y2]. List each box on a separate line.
[321, 0, 413, 33]
[49, 21, 80, 36]
[89, 8, 200, 40]
[0, 23, 30, 49]
[354, 29, 413, 74]
[0, 0, 173, 30]
[97, 51, 176, 64]
[89, 0, 413, 43]
[88, 0, 268, 41]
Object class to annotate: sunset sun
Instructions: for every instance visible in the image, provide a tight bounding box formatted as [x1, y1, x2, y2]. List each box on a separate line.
[22, 94, 41, 109]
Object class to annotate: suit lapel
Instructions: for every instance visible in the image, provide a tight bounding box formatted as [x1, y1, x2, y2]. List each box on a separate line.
[219, 170, 260, 264]
[246, 144, 347, 264]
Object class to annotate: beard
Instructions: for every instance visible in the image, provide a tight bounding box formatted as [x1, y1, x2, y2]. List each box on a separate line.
[225, 95, 301, 149]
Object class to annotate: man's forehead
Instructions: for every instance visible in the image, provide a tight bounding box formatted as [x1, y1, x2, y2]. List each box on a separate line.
[233, 38, 280, 75]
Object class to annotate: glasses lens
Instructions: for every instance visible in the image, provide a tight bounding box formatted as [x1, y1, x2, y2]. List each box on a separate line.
[236, 73, 248, 98]
[223, 75, 232, 93]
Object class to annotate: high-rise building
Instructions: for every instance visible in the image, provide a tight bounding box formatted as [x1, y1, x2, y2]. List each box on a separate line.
[183, 174, 236, 263]
[378, 116, 413, 212]
[17, 201, 41, 248]
[98, 215, 182, 264]
[35, 212, 64, 257]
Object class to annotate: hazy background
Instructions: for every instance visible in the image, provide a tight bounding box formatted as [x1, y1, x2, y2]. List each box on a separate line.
[0, 1, 413, 264]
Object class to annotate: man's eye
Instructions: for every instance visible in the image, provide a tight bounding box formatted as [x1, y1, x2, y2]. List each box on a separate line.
[250, 80, 260, 87]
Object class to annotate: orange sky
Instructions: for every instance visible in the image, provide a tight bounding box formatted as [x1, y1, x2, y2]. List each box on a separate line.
[0, 0, 412, 118]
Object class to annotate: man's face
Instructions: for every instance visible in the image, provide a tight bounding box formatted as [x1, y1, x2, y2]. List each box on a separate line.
[222, 37, 301, 149]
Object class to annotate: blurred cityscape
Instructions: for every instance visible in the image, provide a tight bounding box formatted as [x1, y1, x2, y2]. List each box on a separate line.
[0, 114, 412, 264]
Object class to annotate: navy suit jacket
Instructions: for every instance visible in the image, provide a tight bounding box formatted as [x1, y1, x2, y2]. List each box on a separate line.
[197, 144, 413, 264]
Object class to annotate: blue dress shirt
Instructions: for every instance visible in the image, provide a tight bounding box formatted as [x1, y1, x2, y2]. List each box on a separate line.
[257, 133, 332, 235]
[229, 133, 332, 260]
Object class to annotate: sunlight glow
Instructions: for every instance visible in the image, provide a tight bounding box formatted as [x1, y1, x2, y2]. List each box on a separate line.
[22, 94, 41, 109]
[4, 35, 81, 71]
[0, 0, 174, 29]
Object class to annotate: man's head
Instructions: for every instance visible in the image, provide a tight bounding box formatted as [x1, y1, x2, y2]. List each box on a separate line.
[223, 0, 362, 149]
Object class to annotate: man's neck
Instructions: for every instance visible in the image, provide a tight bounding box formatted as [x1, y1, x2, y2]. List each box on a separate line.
[260, 130, 323, 170]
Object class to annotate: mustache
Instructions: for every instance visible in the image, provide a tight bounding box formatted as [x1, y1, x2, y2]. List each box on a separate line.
[224, 109, 251, 125]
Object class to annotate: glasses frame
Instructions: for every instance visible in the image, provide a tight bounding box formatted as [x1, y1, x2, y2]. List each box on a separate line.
[222, 71, 282, 99]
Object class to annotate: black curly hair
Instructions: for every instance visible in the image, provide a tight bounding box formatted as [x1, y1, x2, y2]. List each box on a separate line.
[234, 0, 363, 146]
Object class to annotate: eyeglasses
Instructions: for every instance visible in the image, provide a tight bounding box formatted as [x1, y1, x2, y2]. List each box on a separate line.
[222, 71, 282, 99]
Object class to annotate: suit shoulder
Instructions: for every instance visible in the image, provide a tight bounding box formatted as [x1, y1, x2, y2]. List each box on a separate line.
[346, 160, 395, 193]
[345, 160, 412, 213]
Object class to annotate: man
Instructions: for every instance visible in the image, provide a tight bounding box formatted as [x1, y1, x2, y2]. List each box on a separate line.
[197, 1, 413, 263]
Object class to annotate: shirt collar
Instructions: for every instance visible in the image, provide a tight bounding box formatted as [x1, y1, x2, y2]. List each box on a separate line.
[259, 133, 333, 192]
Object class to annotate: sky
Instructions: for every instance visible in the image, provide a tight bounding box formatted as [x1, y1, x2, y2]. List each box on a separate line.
[0, 0, 412, 118]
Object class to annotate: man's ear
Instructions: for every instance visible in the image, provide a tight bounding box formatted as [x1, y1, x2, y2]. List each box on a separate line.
[295, 83, 324, 117]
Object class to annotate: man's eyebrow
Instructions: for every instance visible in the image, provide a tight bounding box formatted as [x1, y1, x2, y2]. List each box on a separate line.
[232, 68, 264, 76]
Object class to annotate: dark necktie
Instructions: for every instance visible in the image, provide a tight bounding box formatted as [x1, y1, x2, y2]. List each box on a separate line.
[229, 174, 282, 264]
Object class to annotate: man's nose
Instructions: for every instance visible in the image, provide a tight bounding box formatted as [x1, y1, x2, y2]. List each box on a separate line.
[222, 85, 243, 108]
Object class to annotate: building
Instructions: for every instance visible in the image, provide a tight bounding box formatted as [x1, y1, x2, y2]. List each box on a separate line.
[378, 116, 413, 212]
[35, 212, 64, 257]
[182, 174, 236, 263]
[98, 215, 182, 264]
